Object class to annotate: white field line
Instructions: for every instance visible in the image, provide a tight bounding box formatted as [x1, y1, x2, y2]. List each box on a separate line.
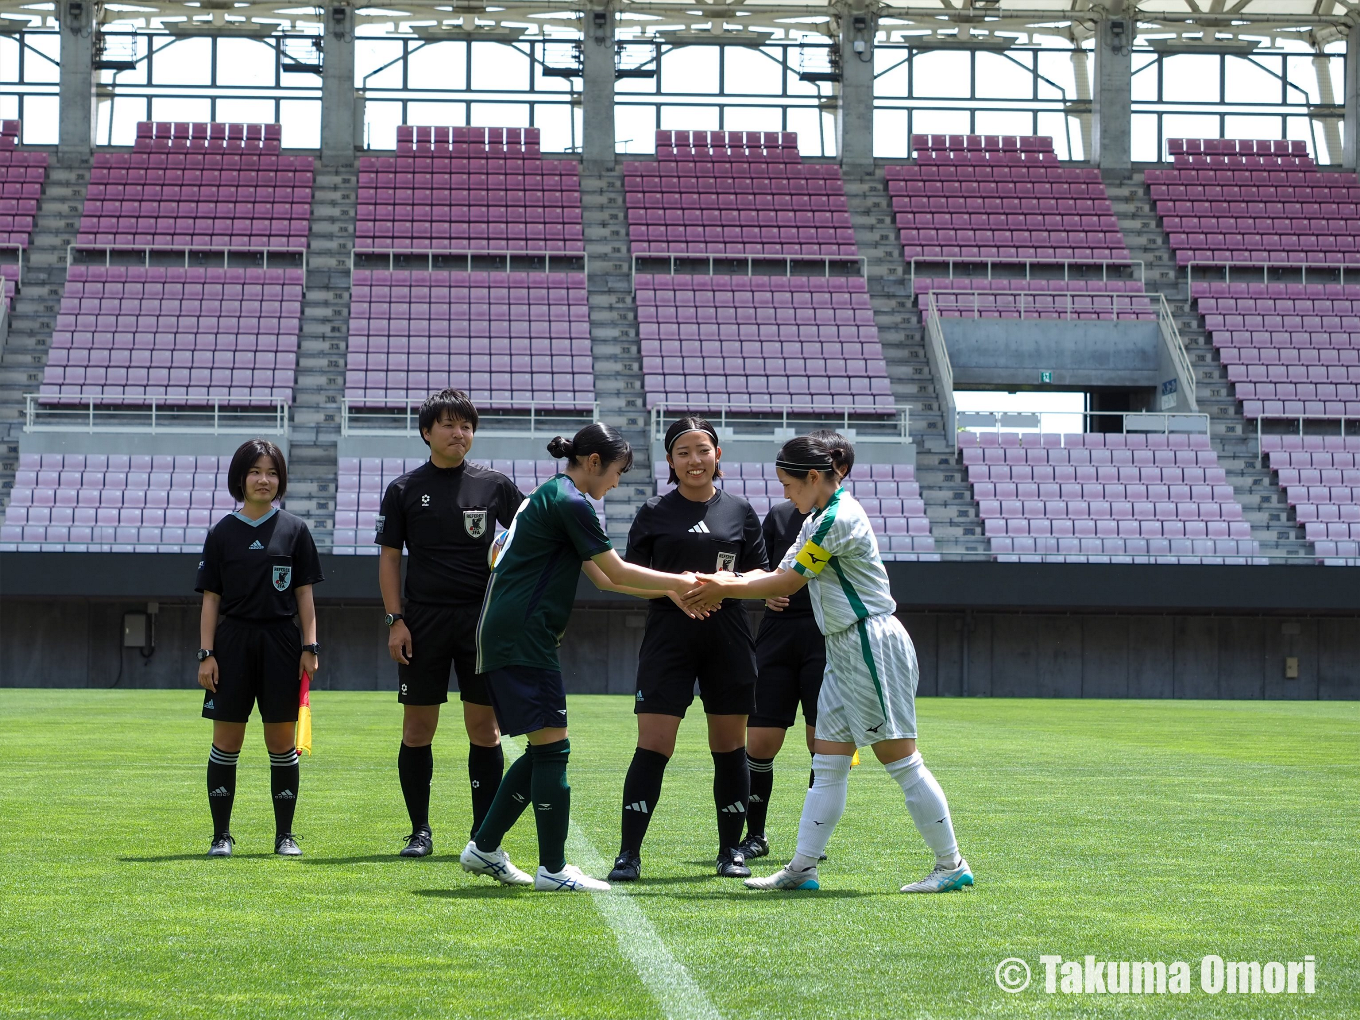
[505, 740, 722, 1020]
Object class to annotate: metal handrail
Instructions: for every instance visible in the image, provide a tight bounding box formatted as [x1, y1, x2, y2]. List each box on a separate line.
[67, 244, 308, 272]
[957, 408, 1211, 436]
[921, 293, 955, 448]
[24, 394, 289, 435]
[349, 248, 588, 277]
[342, 397, 599, 438]
[1187, 261, 1360, 289]
[1155, 291, 1198, 413]
[649, 403, 911, 444]
[1255, 414, 1358, 467]
[909, 256, 1145, 292]
[926, 288, 1157, 321]
[631, 252, 867, 292]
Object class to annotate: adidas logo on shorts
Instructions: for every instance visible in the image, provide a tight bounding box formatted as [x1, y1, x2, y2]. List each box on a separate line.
[719, 801, 746, 815]
[624, 801, 649, 814]
[687, 521, 711, 534]
[204, 699, 215, 710]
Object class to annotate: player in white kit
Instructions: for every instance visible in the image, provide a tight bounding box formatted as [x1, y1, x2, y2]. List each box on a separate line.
[684, 434, 973, 893]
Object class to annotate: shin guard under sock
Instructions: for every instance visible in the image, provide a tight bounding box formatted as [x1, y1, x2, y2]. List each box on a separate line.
[467, 742, 505, 839]
[619, 747, 669, 855]
[398, 741, 434, 833]
[207, 745, 238, 837]
[745, 754, 774, 839]
[712, 747, 750, 853]
[529, 739, 571, 873]
[269, 747, 300, 837]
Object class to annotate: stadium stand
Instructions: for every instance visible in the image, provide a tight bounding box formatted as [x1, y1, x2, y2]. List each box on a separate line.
[38, 121, 310, 408]
[654, 460, 937, 561]
[635, 272, 892, 412]
[625, 130, 892, 413]
[623, 130, 854, 257]
[961, 431, 1262, 563]
[1150, 138, 1360, 267]
[890, 134, 1131, 264]
[1260, 434, 1360, 564]
[1192, 280, 1360, 420]
[346, 127, 592, 414]
[331, 456, 603, 554]
[1, 452, 234, 552]
[355, 126, 583, 252]
[345, 269, 593, 411]
[1, 118, 46, 309]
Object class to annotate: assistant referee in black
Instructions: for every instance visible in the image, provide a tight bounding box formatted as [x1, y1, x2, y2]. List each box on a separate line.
[377, 389, 526, 858]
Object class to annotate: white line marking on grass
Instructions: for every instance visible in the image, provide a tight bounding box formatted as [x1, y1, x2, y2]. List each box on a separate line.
[504, 740, 721, 1020]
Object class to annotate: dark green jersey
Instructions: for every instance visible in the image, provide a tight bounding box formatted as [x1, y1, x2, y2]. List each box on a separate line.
[476, 473, 612, 672]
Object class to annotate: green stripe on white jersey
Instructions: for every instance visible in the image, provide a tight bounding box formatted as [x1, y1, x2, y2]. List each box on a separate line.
[778, 487, 897, 637]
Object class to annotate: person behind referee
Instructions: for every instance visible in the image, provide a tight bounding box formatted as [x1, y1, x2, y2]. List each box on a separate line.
[377, 389, 526, 858]
[196, 439, 324, 858]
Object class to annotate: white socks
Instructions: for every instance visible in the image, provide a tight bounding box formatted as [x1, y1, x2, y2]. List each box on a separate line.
[789, 753, 852, 872]
[886, 751, 960, 867]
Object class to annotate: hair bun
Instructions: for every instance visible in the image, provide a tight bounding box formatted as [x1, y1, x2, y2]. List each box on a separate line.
[546, 436, 575, 459]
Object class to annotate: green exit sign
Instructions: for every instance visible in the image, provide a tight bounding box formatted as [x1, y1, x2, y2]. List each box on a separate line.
[1040, 371, 1053, 383]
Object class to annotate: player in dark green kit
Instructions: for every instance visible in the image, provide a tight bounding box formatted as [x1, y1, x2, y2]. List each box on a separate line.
[459, 423, 701, 892]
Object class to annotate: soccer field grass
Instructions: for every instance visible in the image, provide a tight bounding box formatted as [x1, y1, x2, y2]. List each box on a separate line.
[0, 691, 1356, 1020]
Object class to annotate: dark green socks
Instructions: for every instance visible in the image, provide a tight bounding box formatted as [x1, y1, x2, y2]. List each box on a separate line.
[472, 738, 571, 872]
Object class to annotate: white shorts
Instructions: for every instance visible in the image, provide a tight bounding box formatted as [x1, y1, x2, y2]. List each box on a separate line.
[815, 613, 919, 747]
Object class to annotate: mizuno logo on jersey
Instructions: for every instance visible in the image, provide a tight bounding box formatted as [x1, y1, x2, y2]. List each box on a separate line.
[687, 520, 711, 534]
[625, 801, 649, 814]
[794, 539, 832, 576]
[248, 540, 264, 550]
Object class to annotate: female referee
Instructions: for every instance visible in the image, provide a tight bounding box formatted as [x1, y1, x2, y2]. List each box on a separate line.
[605, 415, 768, 883]
[458, 423, 701, 892]
[740, 430, 851, 863]
[684, 434, 973, 894]
[196, 439, 324, 858]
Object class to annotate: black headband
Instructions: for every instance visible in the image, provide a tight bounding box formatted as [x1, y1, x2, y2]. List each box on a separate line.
[775, 457, 834, 473]
[665, 424, 720, 455]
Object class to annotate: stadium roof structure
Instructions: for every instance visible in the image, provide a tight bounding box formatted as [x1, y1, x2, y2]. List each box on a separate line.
[0, 0, 1353, 49]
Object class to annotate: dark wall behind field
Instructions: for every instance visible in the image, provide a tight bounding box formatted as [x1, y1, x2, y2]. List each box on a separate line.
[3, 599, 1356, 700]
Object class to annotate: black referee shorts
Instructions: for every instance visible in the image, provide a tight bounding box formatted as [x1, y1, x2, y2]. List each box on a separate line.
[750, 612, 826, 730]
[203, 616, 302, 725]
[634, 608, 757, 718]
[397, 601, 492, 707]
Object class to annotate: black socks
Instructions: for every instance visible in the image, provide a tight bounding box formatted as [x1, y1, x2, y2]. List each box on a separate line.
[269, 747, 300, 837]
[745, 754, 775, 840]
[619, 748, 670, 855]
[712, 747, 750, 853]
[528, 739, 571, 873]
[467, 742, 505, 840]
[398, 742, 434, 833]
[207, 745, 238, 837]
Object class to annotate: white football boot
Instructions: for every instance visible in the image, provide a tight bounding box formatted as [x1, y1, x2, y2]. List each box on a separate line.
[534, 863, 611, 892]
[900, 857, 974, 893]
[459, 840, 535, 886]
[743, 864, 820, 891]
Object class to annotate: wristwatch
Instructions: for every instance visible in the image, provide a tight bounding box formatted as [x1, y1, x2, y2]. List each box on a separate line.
[196, 649, 214, 662]
[384, 613, 404, 627]
[302, 643, 321, 655]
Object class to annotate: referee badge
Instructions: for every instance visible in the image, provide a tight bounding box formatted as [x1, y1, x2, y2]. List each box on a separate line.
[463, 509, 488, 539]
[715, 551, 737, 572]
[271, 565, 292, 591]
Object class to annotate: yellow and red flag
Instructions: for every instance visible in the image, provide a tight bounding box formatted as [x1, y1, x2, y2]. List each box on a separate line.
[296, 671, 313, 755]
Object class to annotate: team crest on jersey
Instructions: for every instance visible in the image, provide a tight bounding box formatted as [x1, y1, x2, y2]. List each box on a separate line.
[715, 551, 737, 572]
[271, 565, 292, 591]
[463, 509, 488, 539]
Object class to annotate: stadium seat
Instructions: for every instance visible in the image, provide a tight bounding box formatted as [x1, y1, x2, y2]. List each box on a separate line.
[964, 432, 1265, 564]
[1262, 435, 1360, 565]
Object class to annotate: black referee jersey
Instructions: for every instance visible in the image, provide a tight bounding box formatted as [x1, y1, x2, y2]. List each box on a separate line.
[761, 499, 814, 617]
[375, 459, 524, 607]
[195, 508, 324, 619]
[626, 487, 768, 610]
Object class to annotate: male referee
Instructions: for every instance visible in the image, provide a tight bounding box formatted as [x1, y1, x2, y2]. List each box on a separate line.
[377, 389, 526, 857]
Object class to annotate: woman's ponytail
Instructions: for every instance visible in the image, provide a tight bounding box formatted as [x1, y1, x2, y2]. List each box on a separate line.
[546, 435, 575, 460]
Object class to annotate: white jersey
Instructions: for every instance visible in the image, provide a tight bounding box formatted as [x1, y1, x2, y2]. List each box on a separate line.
[777, 487, 897, 636]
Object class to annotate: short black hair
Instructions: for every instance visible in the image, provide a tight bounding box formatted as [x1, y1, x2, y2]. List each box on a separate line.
[227, 439, 288, 502]
[547, 423, 634, 474]
[418, 388, 479, 447]
[663, 415, 723, 486]
[774, 434, 853, 482]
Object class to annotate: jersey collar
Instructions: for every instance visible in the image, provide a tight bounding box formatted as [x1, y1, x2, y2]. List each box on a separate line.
[810, 486, 845, 521]
[232, 506, 279, 528]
